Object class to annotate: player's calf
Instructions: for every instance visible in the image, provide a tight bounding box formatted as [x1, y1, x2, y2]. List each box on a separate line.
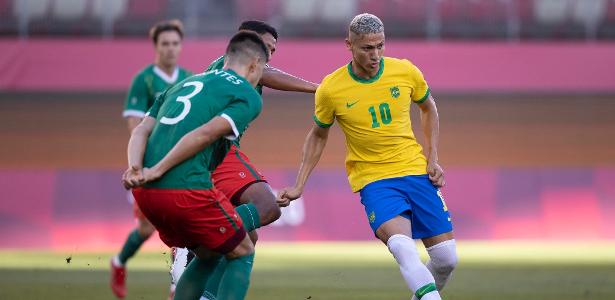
[137, 218, 156, 239]
[387, 234, 441, 300]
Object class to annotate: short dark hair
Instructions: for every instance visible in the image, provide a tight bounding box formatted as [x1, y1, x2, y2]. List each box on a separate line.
[226, 31, 270, 63]
[238, 20, 278, 40]
[149, 19, 184, 44]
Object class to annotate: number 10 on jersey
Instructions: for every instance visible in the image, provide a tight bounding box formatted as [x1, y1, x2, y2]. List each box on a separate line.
[368, 102, 392, 128]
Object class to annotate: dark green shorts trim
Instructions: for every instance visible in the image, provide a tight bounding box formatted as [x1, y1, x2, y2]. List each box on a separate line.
[235, 150, 261, 180]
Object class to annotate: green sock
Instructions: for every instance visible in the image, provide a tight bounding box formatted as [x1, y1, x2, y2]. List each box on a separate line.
[216, 253, 255, 300]
[235, 203, 261, 232]
[118, 229, 146, 265]
[201, 204, 259, 299]
[202, 258, 228, 299]
[174, 256, 221, 300]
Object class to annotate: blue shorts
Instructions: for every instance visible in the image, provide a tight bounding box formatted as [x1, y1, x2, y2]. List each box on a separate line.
[359, 175, 453, 239]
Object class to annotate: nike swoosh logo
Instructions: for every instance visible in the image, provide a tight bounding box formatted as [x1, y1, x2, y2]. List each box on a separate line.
[346, 101, 359, 108]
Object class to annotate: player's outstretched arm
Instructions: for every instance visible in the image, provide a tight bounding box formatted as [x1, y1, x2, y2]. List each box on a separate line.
[123, 116, 156, 188]
[417, 95, 445, 187]
[277, 124, 330, 206]
[144, 116, 234, 182]
[260, 66, 318, 93]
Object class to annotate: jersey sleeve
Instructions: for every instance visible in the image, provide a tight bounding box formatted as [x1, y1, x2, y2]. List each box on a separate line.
[313, 84, 335, 128]
[123, 74, 150, 118]
[405, 60, 431, 104]
[219, 91, 262, 141]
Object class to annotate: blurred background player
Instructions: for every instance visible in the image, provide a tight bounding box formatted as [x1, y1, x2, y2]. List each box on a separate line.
[123, 30, 270, 300]
[169, 20, 319, 300]
[278, 14, 457, 300]
[112, 19, 192, 299]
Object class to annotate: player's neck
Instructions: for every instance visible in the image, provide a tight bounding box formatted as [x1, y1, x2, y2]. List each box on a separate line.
[223, 63, 255, 86]
[154, 61, 176, 77]
[350, 60, 379, 79]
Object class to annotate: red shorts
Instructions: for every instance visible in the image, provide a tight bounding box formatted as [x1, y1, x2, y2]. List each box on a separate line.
[212, 145, 267, 205]
[132, 187, 246, 254]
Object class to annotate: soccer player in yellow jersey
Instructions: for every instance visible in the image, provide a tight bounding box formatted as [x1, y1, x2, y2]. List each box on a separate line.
[278, 14, 457, 300]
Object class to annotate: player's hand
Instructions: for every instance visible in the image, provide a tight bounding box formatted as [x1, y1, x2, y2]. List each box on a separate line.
[122, 166, 144, 189]
[142, 167, 162, 183]
[427, 160, 445, 188]
[276, 186, 303, 207]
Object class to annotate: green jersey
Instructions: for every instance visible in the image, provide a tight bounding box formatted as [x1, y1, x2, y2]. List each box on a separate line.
[206, 56, 263, 95]
[143, 69, 263, 190]
[206, 56, 264, 147]
[123, 64, 192, 118]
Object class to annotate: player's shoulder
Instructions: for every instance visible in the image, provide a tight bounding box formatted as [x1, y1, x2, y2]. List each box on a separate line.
[383, 56, 417, 71]
[319, 64, 350, 90]
[134, 64, 155, 78]
[206, 55, 225, 72]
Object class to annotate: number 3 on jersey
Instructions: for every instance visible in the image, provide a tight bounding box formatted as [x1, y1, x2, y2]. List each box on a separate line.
[368, 102, 392, 128]
[160, 81, 204, 125]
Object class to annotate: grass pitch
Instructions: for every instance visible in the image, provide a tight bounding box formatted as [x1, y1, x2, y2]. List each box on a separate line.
[1, 241, 614, 300]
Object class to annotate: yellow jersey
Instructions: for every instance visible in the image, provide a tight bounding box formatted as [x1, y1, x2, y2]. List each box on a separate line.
[314, 57, 430, 192]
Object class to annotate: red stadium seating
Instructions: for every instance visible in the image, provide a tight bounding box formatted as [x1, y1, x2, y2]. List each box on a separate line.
[126, 0, 167, 18]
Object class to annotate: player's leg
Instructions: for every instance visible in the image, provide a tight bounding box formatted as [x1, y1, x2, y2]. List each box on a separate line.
[377, 217, 442, 300]
[110, 193, 156, 298]
[135, 187, 254, 300]
[175, 238, 255, 300]
[423, 235, 457, 291]
[201, 148, 280, 299]
[404, 175, 457, 298]
[170, 247, 195, 299]
[220, 147, 281, 232]
[361, 177, 442, 300]
[214, 234, 255, 300]
[236, 181, 281, 228]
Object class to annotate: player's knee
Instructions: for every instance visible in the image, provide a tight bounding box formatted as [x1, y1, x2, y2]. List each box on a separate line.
[428, 239, 458, 275]
[262, 204, 281, 225]
[433, 252, 457, 275]
[226, 239, 254, 259]
[253, 194, 281, 225]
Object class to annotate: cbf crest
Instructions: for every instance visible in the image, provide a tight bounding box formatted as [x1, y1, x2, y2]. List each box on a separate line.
[390, 86, 400, 99]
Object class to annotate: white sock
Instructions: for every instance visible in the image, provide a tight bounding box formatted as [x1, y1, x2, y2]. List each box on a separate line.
[387, 234, 441, 300]
[411, 239, 458, 300]
[112, 255, 123, 267]
[170, 247, 191, 285]
[426, 239, 457, 290]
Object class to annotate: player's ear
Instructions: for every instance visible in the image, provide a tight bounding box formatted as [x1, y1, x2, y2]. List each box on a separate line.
[248, 57, 258, 74]
[345, 37, 352, 51]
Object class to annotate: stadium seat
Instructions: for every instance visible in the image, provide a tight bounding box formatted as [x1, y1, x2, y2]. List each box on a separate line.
[533, 0, 572, 24]
[320, 0, 357, 22]
[358, 0, 386, 17]
[12, 0, 50, 21]
[235, 0, 277, 21]
[91, 0, 127, 21]
[437, 0, 511, 38]
[571, 0, 607, 26]
[281, 0, 317, 22]
[126, 0, 166, 18]
[52, 0, 89, 20]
